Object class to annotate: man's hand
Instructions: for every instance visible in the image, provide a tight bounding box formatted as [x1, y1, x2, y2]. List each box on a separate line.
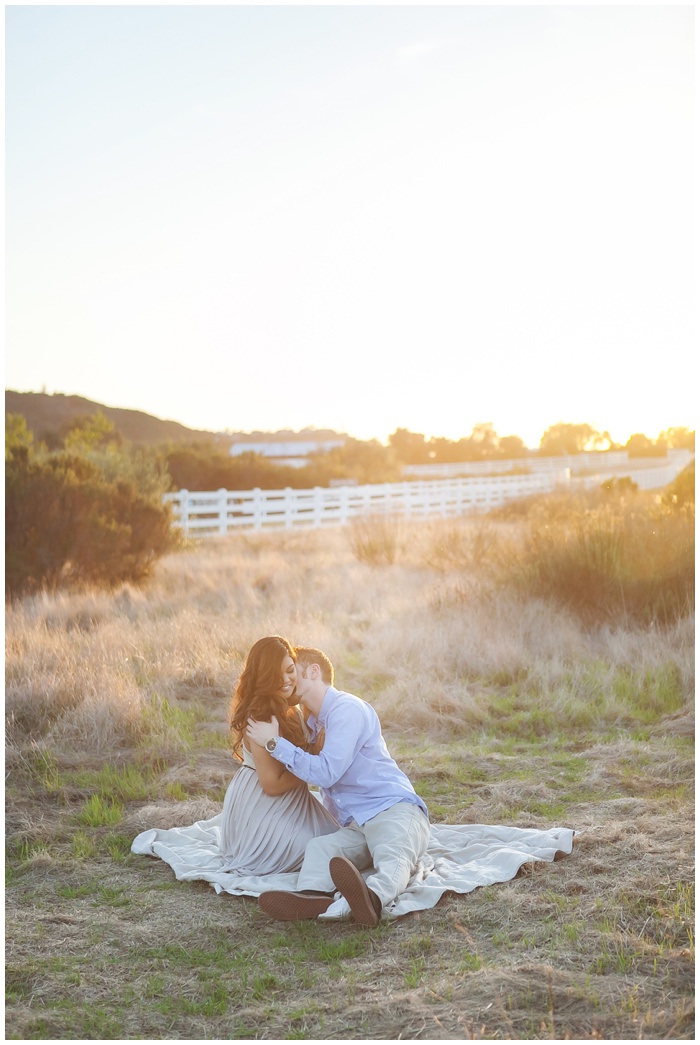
[246, 715, 279, 748]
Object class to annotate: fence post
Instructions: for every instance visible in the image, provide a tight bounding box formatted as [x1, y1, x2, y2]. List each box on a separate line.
[314, 487, 324, 527]
[217, 489, 228, 536]
[179, 490, 189, 536]
[339, 486, 350, 525]
[252, 488, 263, 531]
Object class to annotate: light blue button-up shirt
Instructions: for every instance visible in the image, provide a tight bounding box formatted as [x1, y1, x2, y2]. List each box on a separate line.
[271, 686, 429, 828]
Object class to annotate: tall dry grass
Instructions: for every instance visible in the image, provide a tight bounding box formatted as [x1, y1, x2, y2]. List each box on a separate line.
[5, 505, 694, 762]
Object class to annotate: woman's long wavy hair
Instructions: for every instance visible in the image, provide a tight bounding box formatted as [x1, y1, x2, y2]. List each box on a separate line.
[229, 636, 309, 760]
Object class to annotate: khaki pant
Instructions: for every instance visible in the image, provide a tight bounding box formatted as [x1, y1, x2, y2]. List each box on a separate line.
[297, 802, 430, 908]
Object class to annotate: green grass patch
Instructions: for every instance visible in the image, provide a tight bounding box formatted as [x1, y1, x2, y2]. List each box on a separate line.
[15, 747, 61, 791]
[616, 879, 694, 949]
[49, 1004, 125, 1039]
[69, 829, 133, 862]
[139, 941, 257, 972]
[404, 956, 426, 987]
[155, 981, 230, 1018]
[459, 951, 483, 972]
[7, 1018, 56, 1041]
[55, 879, 130, 907]
[5, 965, 41, 1001]
[611, 665, 685, 724]
[104, 832, 136, 861]
[197, 728, 231, 750]
[71, 830, 98, 859]
[66, 763, 158, 802]
[314, 936, 369, 962]
[271, 922, 379, 966]
[404, 935, 435, 957]
[6, 836, 43, 863]
[75, 794, 124, 827]
[589, 939, 643, 975]
[136, 693, 199, 753]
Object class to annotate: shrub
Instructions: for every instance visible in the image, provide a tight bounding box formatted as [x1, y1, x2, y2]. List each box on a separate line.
[600, 476, 638, 497]
[348, 513, 402, 565]
[662, 461, 695, 509]
[420, 520, 516, 578]
[509, 496, 694, 626]
[5, 446, 179, 599]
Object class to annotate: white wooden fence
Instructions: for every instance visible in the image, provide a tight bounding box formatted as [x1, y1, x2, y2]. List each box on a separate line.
[164, 451, 692, 537]
[165, 471, 568, 537]
[402, 448, 693, 479]
[569, 459, 690, 493]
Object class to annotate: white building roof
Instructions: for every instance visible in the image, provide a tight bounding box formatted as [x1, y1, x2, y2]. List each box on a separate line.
[229, 440, 344, 459]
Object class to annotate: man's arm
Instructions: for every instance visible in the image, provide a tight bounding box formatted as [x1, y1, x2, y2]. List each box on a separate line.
[246, 740, 307, 797]
[246, 703, 367, 789]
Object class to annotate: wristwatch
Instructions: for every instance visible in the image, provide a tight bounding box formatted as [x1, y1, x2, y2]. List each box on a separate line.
[265, 736, 279, 753]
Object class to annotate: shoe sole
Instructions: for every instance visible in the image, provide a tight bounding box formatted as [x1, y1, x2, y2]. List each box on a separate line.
[258, 891, 333, 921]
[329, 856, 379, 927]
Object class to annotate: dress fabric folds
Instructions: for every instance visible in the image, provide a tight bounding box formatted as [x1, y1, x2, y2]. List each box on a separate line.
[218, 763, 339, 875]
[133, 755, 574, 918]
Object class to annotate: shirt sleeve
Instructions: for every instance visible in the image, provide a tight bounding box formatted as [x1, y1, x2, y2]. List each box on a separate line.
[271, 700, 367, 787]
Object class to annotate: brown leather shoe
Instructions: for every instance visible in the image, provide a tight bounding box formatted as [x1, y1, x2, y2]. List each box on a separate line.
[258, 890, 333, 921]
[329, 856, 382, 927]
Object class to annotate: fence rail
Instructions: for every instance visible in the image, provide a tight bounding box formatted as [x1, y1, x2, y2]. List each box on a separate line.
[401, 448, 693, 479]
[165, 452, 692, 537]
[165, 471, 567, 536]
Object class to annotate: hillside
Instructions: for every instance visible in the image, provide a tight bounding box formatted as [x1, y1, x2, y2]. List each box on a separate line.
[5, 391, 349, 449]
[5, 391, 223, 447]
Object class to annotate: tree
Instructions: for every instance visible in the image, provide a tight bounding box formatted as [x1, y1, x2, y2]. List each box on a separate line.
[388, 429, 431, 465]
[658, 427, 695, 451]
[497, 435, 529, 459]
[303, 439, 400, 486]
[539, 423, 607, 456]
[64, 410, 123, 451]
[428, 437, 466, 463]
[626, 433, 667, 458]
[469, 422, 499, 458]
[5, 414, 34, 463]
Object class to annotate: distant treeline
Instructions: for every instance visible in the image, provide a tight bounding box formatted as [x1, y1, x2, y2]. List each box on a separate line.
[388, 423, 694, 462]
[6, 409, 696, 493]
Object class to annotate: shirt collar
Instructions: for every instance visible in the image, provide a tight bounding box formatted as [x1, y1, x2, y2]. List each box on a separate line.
[307, 685, 339, 730]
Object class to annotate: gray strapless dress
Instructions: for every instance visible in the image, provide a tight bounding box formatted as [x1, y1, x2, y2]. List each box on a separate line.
[218, 744, 339, 874]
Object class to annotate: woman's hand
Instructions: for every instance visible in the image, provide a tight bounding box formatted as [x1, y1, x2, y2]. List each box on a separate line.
[246, 715, 279, 747]
[245, 717, 307, 796]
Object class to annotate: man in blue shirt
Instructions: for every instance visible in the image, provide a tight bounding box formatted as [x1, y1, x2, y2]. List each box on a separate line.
[246, 647, 430, 926]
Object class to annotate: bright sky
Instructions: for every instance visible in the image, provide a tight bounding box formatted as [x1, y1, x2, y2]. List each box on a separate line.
[5, 4, 695, 448]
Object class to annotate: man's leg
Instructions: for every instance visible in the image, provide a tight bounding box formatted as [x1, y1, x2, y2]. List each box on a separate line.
[363, 802, 430, 907]
[297, 823, 372, 892]
[258, 823, 372, 921]
[328, 804, 430, 926]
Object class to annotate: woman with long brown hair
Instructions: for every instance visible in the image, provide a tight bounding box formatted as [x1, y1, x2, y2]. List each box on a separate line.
[219, 636, 338, 875]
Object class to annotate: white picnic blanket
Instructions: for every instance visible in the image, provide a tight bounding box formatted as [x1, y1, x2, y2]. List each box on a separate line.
[132, 817, 574, 918]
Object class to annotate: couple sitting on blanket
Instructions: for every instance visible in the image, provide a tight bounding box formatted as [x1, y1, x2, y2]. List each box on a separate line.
[229, 635, 429, 926]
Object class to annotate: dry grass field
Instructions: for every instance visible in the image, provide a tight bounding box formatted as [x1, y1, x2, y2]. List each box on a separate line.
[5, 505, 695, 1040]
